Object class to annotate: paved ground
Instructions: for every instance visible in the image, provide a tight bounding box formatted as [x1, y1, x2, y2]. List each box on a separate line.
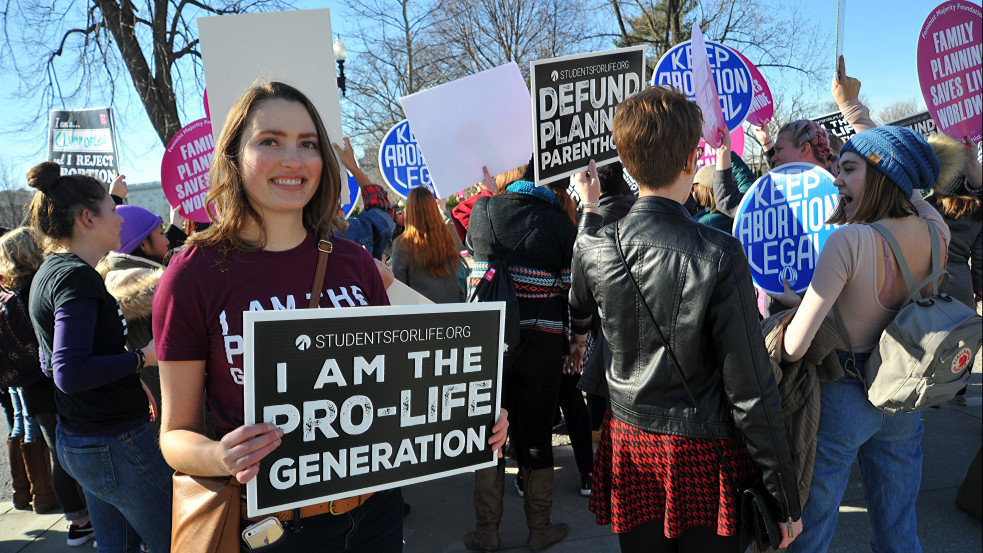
[1, 370, 980, 552]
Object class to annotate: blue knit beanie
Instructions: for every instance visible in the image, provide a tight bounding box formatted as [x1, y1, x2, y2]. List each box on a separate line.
[115, 205, 162, 255]
[839, 126, 940, 197]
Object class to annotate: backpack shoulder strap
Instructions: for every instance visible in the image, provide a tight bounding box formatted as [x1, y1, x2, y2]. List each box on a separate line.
[868, 221, 947, 305]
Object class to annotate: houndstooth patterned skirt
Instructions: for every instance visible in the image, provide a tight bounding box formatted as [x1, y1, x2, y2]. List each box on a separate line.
[589, 412, 756, 537]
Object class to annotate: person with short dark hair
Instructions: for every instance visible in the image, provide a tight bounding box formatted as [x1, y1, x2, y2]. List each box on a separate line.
[569, 85, 802, 553]
[595, 161, 635, 224]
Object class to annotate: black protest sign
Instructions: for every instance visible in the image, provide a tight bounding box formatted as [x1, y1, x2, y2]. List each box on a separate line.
[47, 108, 120, 187]
[243, 303, 504, 517]
[811, 111, 856, 141]
[887, 111, 939, 139]
[531, 47, 645, 186]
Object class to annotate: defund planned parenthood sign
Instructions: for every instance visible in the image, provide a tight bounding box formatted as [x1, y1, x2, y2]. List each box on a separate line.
[531, 46, 646, 186]
[653, 40, 752, 131]
[243, 303, 503, 517]
[378, 120, 436, 198]
[47, 107, 120, 187]
[733, 163, 840, 294]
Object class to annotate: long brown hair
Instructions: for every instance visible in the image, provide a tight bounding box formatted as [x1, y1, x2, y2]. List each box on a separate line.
[188, 81, 346, 254]
[397, 187, 459, 277]
[827, 162, 916, 225]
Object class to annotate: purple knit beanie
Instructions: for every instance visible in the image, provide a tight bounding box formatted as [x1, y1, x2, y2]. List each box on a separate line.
[115, 205, 162, 255]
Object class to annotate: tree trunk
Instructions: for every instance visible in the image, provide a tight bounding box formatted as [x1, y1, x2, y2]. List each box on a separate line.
[94, 0, 182, 145]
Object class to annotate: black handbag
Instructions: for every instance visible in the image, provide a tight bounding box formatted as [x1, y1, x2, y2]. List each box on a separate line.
[613, 223, 783, 550]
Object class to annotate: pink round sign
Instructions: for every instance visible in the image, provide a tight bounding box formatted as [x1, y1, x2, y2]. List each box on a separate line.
[917, 0, 982, 143]
[161, 118, 215, 223]
[730, 49, 773, 127]
[697, 126, 745, 169]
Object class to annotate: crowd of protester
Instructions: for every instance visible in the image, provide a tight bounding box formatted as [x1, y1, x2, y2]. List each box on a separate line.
[0, 54, 980, 553]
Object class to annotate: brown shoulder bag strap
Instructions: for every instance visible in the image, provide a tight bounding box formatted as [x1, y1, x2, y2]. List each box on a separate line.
[308, 238, 333, 309]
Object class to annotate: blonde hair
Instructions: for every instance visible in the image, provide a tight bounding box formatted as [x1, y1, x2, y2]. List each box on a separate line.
[0, 227, 44, 292]
[188, 82, 346, 255]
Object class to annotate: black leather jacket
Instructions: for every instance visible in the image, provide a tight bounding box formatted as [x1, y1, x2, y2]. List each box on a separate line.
[570, 196, 801, 522]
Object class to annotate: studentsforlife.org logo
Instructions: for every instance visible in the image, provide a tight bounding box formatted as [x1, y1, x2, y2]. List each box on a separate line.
[295, 334, 311, 351]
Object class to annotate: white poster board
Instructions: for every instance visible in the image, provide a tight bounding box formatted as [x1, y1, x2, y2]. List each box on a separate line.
[399, 62, 533, 198]
[197, 8, 349, 204]
[386, 279, 435, 305]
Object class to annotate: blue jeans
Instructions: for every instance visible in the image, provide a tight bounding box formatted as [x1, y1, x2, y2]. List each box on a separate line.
[239, 488, 404, 552]
[57, 421, 173, 553]
[9, 387, 39, 442]
[787, 352, 922, 553]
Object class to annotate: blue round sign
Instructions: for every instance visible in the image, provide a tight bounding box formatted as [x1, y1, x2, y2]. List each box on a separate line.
[377, 120, 436, 199]
[652, 41, 753, 132]
[339, 171, 360, 217]
[732, 163, 841, 294]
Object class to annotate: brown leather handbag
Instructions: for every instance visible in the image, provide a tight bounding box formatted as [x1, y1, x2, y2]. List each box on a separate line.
[169, 238, 334, 552]
[171, 473, 241, 553]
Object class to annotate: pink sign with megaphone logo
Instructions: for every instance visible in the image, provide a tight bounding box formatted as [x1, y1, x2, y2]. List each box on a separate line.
[730, 49, 773, 127]
[160, 118, 215, 223]
[916, 0, 982, 143]
[697, 127, 745, 169]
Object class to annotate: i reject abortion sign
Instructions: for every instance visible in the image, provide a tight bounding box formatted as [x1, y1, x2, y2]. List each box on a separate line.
[733, 163, 840, 294]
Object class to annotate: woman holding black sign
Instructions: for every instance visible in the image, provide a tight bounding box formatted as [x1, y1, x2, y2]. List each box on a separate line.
[153, 81, 508, 552]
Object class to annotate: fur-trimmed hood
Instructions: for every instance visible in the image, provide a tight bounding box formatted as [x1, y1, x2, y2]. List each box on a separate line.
[928, 133, 967, 194]
[96, 253, 163, 322]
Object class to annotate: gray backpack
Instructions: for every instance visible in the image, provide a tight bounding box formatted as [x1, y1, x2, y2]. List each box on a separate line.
[834, 221, 981, 414]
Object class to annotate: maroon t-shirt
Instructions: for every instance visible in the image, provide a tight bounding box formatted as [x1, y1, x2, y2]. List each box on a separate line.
[153, 230, 389, 437]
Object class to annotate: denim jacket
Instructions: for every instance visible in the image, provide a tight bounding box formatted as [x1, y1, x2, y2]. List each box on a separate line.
[335, 207, 395, 260]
